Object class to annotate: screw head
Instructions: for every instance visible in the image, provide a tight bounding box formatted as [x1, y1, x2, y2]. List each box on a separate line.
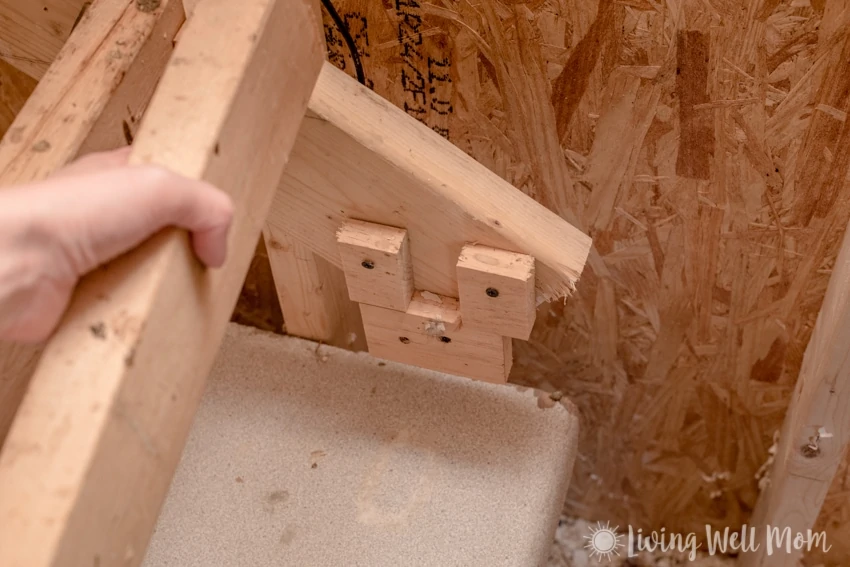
[361, 260, 375, 270]
[439, 336, 452, 343]
[398, 336, 410, 344]
[801, 443, 820, 458]
[486, 287, 500, 298]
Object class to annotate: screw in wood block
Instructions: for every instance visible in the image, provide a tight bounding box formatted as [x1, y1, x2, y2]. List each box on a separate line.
[336, 220, 414, 311]
[456, 244, 536, 340]
[360, 291, 511, 384]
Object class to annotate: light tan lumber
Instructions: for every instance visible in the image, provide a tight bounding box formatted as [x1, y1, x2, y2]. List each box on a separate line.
[0, 0, 88, 79]
[361, 291, 512, 383]
[0, 0, 184, 449]
[0, 0, 184, 182]
[267, 62, 591, 305]
[456, 244, 536, 340]
[739, 220, 850, 567]
[407, 290, 463, 333]
[264, 226, 365, 349]
[336, 220, 415, 311]
[0, 0, 323, 566]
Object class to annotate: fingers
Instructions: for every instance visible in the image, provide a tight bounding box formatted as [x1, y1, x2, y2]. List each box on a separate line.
[92, 164, 235, 270]
[139, 166, 235, 268]
[24, 164, 234, 276]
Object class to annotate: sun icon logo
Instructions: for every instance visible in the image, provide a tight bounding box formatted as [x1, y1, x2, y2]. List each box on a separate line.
[584, 521, 624, 562]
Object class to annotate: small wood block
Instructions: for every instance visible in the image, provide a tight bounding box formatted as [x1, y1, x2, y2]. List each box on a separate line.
[336, 220, 414, 311]
[456, 244, 536, 340]
[360, 291, 512, 384]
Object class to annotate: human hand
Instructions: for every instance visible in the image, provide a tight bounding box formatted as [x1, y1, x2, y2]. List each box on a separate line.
[0, 147, 234, 342]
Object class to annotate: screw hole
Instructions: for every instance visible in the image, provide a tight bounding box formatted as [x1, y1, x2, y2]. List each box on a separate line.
[361, 260, 375, 270]
[398, 336, 410, 344]
[440, 336, 452, 343]
[801, 443, 820, 458]
[486, 287, 500, 298]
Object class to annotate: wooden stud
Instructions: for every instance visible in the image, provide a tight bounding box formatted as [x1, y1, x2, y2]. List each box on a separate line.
[0, 0, 184, 450]
[739, 221, 850, 567]
[456, 244, 536, 340]
[0, 1, 323, 566]
[267, 62, 591, 304]
[336, 219, 415, 311]
[257, 0, 365, 350]
[264, 226, 365, 350]
[360, 291, 512, 384]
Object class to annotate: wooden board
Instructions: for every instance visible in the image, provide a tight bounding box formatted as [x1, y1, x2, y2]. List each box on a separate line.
[263, 227, 364, 349]
[456, 244, 536, 340]
[226, 1, 850, 562]
[0, 1, 323, 566]
[741, 218, 850, 566]
[336, 219, 415, 311]
[0, 0, 88, 79]
[267, 62, 592, 305]
[360, 292, 512, 384]
[0, 0, 184, 450]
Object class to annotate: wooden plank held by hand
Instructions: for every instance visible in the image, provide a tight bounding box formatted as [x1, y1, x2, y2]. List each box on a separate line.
[0, 0, 323, 566]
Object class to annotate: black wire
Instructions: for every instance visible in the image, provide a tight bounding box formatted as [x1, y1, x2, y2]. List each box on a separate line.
[320, 0, 366, 86]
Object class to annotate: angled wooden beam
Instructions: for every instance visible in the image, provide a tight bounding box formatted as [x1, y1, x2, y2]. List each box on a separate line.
[0, 0, 195, 80]
[268, 62, 592, 304]
[739, 220, 850, 567]
[0, 2, 323, 567]
[0, 0, 184, 449]
[0, 0, 88, 79]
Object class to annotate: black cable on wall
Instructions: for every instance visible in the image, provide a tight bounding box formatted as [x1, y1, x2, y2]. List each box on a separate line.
[320, 0, 366, 86]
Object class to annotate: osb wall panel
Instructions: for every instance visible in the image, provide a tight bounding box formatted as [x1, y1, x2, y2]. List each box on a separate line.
[241, 0, 850, 562]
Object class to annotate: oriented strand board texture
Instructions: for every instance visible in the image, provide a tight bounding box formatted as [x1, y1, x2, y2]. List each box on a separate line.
[237, 0, 850, 563]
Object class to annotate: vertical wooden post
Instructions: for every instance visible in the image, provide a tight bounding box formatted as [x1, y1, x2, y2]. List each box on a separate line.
[740, 220, 850, 566]
[264, 226, 365, 349]
[262, 4, 364, 350]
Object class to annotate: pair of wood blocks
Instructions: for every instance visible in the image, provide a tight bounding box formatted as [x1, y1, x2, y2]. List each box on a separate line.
[336, 220, 536, 383]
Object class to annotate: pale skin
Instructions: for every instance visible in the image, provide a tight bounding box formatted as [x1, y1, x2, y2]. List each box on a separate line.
[0, 147, 234, 343]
